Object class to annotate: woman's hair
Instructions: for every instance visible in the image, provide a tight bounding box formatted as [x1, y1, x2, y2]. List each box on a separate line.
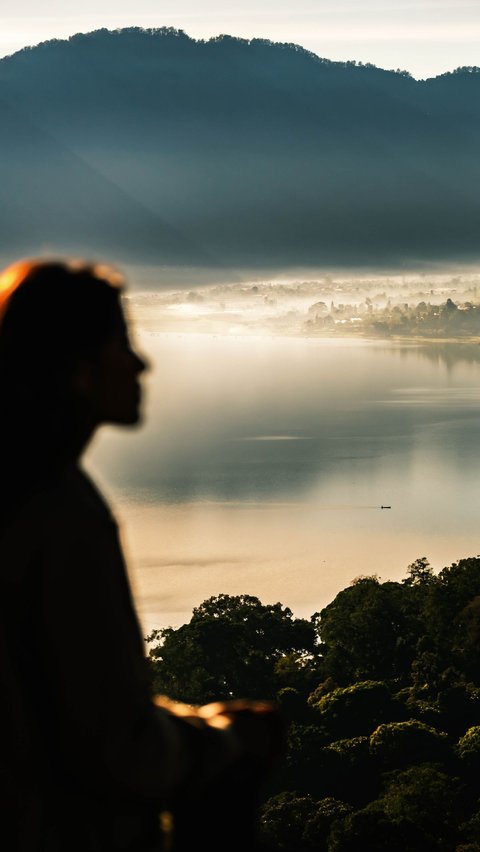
[0, 259, 125, 510]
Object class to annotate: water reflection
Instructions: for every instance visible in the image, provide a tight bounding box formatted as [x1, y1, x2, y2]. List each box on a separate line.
[85, 335, 480, 630]
[384, 341, 480, 369]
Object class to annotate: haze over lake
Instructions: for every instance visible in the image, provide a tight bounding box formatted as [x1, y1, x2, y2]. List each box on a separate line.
[84, 310, 480, 635]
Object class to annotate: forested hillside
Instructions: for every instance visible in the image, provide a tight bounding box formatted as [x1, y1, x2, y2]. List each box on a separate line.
[1, 28, 480, 271]
[148, 556, 480, 849]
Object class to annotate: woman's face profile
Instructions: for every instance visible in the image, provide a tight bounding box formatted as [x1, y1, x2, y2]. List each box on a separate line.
[74, 302, 148, 427]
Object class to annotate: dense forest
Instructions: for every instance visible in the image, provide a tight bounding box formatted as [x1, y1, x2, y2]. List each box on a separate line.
[148, 556, 480, 850]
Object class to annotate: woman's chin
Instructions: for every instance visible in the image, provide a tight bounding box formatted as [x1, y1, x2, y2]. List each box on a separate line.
[105, 403, 144, 427]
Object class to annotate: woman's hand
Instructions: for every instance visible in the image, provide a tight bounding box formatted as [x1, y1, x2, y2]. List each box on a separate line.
[197, 698, 285, 768]
[153, 694, 285, 769]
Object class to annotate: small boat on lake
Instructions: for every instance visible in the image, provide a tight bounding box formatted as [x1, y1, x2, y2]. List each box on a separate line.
[381, 505, 391, 509]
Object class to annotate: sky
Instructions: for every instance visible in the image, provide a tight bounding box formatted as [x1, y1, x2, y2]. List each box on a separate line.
[1, 0, 480, 80]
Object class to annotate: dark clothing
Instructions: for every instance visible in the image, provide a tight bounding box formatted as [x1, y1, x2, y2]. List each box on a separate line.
[0, 466, 239, 851]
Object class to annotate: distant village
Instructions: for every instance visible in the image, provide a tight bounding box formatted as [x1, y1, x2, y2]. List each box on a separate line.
[305, 295, 480, 338]
[126, 274, 480, 339]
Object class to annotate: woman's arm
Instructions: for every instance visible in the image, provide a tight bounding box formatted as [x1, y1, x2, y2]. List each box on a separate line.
[41, 492, 242, 801]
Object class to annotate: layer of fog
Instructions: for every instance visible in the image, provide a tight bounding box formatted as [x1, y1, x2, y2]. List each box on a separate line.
[124, 271, 480, 339]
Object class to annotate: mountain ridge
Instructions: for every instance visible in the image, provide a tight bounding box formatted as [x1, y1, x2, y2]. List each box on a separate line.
[1, 27, 479, 277]
[2, 26, 479, 82]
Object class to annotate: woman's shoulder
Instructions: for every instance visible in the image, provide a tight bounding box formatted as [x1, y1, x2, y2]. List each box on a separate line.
[0, 465, 117, 581]
[17, 464, 115, 529]
[53, 464, 115, 522]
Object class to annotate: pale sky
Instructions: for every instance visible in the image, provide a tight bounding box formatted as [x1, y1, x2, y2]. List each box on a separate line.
[1, 0, 480, 79]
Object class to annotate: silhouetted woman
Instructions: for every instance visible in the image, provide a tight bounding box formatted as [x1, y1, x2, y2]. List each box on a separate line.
[0, 260, 281, 852]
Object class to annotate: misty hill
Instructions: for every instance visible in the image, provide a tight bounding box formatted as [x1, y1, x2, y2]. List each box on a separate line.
[1, 27, 480, 274]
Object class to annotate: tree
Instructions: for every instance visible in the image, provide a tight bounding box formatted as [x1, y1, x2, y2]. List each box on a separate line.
[302, 798, 352, 852]
[324, 736, 376, 803]
[423, 558, 480, 667]
[457, 727, 480, 775]
[403, 557, 435, 587]
[312, 680, 393, 738]
[369, 720, 450, 770]
[328, 803, 426, 851]
[313, 577, 420, 684]
[436, 681, 480, 736]
[259, 793, 352, 852]
[274, 650, 322, 697]
[258, 791, 318, 851]
[276, 687, 311, 723]
[148, 594, 315, 703]
[284, 723, 330, 794]
[456, 596, 480, 679]
[378, 764, 464, 848]
[459, 806, 480, 848]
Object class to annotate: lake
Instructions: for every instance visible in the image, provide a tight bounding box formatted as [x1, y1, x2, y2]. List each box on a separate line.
[85, 332, 480, 635]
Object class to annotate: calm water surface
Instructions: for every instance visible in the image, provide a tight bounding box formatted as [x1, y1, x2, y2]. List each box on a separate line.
[86, 334, 480, 633]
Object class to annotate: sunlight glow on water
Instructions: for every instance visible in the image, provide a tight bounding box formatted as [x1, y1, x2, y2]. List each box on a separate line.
[85, 333, 480, 632]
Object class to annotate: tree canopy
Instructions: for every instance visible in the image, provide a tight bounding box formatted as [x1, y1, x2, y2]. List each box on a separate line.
[148, 593, 315, 703]
[146, 556, 480, 849]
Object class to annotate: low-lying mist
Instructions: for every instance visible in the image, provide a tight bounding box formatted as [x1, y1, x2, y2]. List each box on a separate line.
[125, 271, 480, 339]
